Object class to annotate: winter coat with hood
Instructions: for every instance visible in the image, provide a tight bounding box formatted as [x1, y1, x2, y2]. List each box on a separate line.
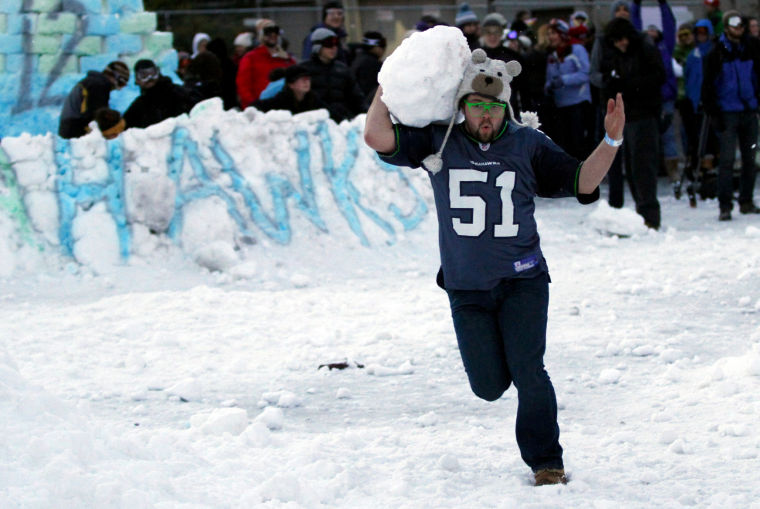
[684, 19, 714, 113]
[702, 29, 760, 115]
[236, 45, 296, 109]
[596, 18, 666, 121]
[300, 54, 365, 122]
[123, 76, 196, 129]
[545, 43, 592, 108]
[58, 70, 114, 139]
[631, 0, 678, 103]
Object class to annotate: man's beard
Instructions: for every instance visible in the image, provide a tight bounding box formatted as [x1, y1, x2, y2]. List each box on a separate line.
[466, 117, 504, 143]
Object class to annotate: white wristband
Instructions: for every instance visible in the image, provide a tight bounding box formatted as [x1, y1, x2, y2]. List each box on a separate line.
[604, 133, 623, 147]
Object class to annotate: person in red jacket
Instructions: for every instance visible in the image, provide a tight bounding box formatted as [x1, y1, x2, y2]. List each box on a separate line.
[236, 19, 296, 109]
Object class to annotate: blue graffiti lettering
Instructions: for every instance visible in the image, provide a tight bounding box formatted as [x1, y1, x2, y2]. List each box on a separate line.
[211, 130, 328, 244]
[317, 122, 395, 246]
[53, 136, 131, 259]
[166, 126, 254, 241]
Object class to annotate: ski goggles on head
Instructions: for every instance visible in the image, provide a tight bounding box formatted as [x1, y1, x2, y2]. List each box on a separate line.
[465, 101, 506, 117]
[318, 36, 340, 48]
[263, 25, 280, 36]
[135, 66, 159, 83]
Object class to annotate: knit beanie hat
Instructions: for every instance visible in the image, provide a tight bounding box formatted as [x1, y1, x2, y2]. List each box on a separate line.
[605, 17, 637, 41]
[455, 3, 479, 27]
[322, 1, 343, 20]
[285, 64, 311, 83]
[234, 32, 253, 48]
[610, 0, 630, 19]
[362, 31, 387, 48]
[572, 11, 589, 23]
[422, 48, 522, 173]
[481, 12, 507, 28]
[94, 108, 125, 140]
[549, 19, 570, 36]
[723, 10, 744, 28]
[311, 27, 338, 54]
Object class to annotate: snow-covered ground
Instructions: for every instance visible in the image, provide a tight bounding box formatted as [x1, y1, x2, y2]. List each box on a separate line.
[3, 26, 760, 509]
[3, 183, 760, 508]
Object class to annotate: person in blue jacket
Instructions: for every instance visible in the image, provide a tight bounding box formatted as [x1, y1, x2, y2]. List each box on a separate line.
[364, 48, 625, 486]
[544, 18, 592, 159]
[702, 11, 760, 220]
[683, 19, 716, 176]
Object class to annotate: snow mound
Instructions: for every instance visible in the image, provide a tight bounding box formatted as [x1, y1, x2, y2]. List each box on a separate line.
[378, 26, 470, 127]
[587, 201, 648, 237]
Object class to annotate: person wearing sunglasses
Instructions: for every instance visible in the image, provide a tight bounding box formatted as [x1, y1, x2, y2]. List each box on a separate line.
[58, 61, 130, 139]
[365, 47, 625, 487]
[301, 28, 365, 122]
[122, 60, 196, 130]
[236, 19, 296, 109]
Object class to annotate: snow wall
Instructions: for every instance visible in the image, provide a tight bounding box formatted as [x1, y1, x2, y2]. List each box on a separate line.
[0, 0, 177, 139]
[0, 99, 432, 276]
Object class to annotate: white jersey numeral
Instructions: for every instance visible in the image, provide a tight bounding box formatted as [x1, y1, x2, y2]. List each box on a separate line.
[449, 169, 519, 238]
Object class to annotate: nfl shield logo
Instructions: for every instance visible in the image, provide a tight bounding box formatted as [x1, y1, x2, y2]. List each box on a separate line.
[479, 142, 491, 151]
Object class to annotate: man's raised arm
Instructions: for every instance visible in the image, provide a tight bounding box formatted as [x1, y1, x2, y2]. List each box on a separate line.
[363, 85, 397, 154]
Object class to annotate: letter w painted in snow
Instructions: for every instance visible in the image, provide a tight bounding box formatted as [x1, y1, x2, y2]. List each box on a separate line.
[166, 127, 327, 244]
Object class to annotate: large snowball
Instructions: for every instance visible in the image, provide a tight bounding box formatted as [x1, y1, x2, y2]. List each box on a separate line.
[378, 26, 470, 127]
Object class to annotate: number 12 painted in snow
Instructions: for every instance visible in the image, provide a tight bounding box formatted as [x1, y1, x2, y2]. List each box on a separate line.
[449, 169, 519, 237]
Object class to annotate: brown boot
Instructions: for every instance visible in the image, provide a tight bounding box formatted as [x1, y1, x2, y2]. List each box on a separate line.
[534, 468, 568, 486]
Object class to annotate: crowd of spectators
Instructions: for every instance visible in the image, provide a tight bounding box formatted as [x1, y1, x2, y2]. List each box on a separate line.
[57, 0, 760, 222]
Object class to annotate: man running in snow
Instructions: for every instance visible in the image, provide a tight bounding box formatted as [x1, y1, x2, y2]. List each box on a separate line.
[364, 48, 624, 486]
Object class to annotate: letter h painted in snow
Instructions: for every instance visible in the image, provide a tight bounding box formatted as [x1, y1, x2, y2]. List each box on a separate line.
[54, 136, 131, 259]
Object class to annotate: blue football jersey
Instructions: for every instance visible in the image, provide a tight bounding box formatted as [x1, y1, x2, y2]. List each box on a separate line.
[379, 121, 599, 290]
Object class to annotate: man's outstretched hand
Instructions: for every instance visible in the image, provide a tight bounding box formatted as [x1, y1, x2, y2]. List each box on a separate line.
[604, 93, 625, 140]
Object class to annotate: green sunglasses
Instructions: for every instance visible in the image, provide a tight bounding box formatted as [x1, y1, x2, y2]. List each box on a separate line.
[465, 101, 507, 117]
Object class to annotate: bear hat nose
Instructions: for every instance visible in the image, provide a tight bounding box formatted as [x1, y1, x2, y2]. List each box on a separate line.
[485, 77, 493, 85]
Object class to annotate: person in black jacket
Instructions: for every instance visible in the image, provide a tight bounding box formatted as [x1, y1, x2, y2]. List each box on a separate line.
[123, 60, 196, 129]
[58, 61, 130, 139]
[597, 17, 665, 229]
[350, 31, 386, 100]
[253, 64, 326, 114]
[301, 28, 365, 122]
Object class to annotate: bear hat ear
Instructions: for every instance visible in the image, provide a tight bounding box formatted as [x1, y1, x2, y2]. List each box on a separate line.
[505, 59, 522, 78]
[471, 48, 487, 64]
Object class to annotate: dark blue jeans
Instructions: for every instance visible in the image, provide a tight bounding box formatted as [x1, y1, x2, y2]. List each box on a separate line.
[717, 111, 758, 211]
[446, 273, 563, 472]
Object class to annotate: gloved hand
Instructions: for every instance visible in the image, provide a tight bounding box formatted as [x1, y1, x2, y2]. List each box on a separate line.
[550, 75, 564, 89]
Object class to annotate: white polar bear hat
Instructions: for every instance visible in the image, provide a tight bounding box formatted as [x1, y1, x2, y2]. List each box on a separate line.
[423, 48, 522, 174]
